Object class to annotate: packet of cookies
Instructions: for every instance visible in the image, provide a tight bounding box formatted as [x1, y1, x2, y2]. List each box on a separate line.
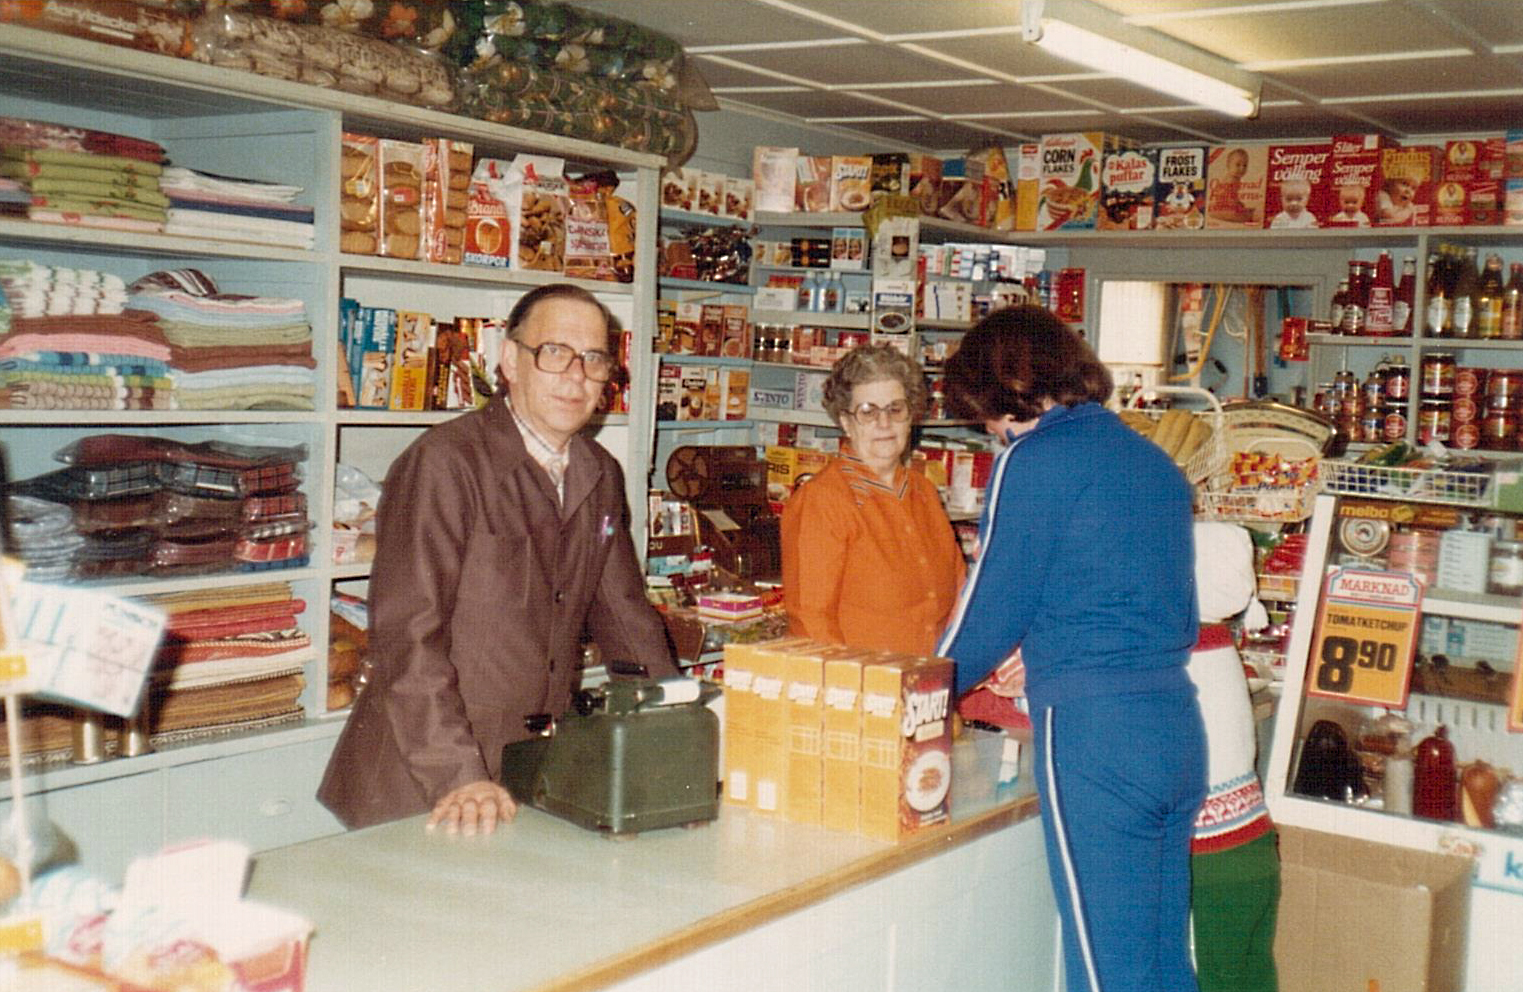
[606, 187, 637, 283]
[564, 176, 617, 282]
[509, 153, 568, 273]
[377, 138, 424, 259]
[339, 132, 379, 256]
[464, 157, 512, 267]
[422, 137, 472, 264]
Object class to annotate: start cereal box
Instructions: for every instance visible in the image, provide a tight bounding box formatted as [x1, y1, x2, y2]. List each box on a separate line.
[1378, 145, 1439, 226]
[1152, 145, 1207, 230]
[1326, 134, 1388, 228]
[1205, 144, 1267, 229]
[859, 654, 954, 842]
[1264, 142, 1333, 229]
[1098, 148, 1156, 230]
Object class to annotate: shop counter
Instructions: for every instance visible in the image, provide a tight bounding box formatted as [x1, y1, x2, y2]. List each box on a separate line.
[247, 777, 1055, 992]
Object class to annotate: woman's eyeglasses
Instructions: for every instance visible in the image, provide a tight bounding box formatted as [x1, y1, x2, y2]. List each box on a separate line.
[849, 400, 910, 425]
[514, 339, 616, 382]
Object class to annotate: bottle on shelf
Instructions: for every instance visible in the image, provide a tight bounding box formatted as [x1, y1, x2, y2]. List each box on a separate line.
[1424, 248, 1450, 338]
[823, 271, 842, 313]
[1340, 259, 1367, 336]
[1413, 724, 1458, 822]
[1366, 250, 1394, 335]
[1394, 255, 1416, 335]
[1329, 277, 1349, 332]
[1503, 262, 1523, 340]
[796, 271, 817, 312]
[1451, 246, 1480, 338]
[1475, 252, 1505, 339]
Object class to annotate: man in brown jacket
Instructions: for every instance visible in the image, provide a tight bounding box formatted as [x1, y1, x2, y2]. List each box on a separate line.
[318, 284, 677, 834]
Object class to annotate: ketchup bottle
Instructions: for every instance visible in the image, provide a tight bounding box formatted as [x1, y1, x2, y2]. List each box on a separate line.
[1413, 725, 1457, 820]
[1366, 250, 1395, 335]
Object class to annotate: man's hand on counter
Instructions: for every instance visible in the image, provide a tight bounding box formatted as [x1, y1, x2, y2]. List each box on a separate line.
[426, 780, 518, 836]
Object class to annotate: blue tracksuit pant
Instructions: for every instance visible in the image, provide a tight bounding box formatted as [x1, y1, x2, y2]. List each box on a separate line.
[1032, 688, 1207, 992]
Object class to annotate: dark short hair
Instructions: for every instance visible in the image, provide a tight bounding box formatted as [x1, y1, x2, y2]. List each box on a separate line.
[822, 343, 929, 423]
[942, 305, 1112, 423]
[507, 283, 615, 345]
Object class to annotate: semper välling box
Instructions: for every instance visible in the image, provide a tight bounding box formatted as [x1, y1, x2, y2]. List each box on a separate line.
[1272, 826, 1471, 992]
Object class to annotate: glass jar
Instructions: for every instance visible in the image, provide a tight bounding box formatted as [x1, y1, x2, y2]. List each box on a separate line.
[1488, 539, 1523, 595]
[1420, 353, 1456, 398]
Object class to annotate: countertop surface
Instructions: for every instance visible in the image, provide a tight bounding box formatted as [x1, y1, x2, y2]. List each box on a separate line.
[248, 752, 1036, 992]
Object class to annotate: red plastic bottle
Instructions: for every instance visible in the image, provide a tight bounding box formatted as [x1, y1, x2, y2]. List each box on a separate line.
[1413, 725, 1457, 820]
[1394, 256, 1416, 335]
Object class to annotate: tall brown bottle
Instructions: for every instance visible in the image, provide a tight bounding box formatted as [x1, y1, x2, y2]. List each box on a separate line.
[1413, 724, 1458, 821]
[1476, 252, 1505, 338]
[1424, 249, 1449, 337]
[1451, 247, 1480, 338]
[1341, 259, 1367, 335]
[1501, 261, 1523, 340]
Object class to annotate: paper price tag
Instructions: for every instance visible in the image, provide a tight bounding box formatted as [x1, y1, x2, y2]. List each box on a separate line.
[1307, 567, 1421, 708]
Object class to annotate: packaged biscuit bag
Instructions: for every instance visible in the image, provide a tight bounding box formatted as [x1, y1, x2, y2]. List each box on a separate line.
[564, 176, 617, 282]
[422, 138, 472, 264]
[509, 154, 568, 272]
[339, 132, 380, 255]
[463, 157, 512, 267]
[377, 139, 425, 259]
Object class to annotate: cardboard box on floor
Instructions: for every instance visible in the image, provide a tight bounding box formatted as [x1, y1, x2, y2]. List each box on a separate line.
[1273, 825, 1471, 992]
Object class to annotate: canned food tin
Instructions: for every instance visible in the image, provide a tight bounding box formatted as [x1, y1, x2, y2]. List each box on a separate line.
[1486, 369, 1523, 407]
[1418, 398, 1452, 444]
[1362, 370, 1387, 410]
[1359, 409, 1384, 443]
[1421, 353, 1456, 398]
[1455, 366, 1486, 398]
[1388, 528, 1441, 585]
[1451, 394, 1479, 425]
[1384, 361, 1411, 402]
[1383, 408, 1408, 441]
[1451, 419, 1480, 449]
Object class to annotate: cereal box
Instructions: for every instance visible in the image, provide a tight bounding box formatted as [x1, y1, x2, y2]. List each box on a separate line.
[720, 304, 750, 359]
[1037, 132, 1112, 231]
[1264, 142, 1333, 229]
[783, 645, 829, 826]
[860, 654, 955, 842]
[677, 363, 708, 421]
[1151, 145, 1207, 230]
[1205, 144, 1268, 229]
[1440, 137, 1505, 226]
[1098, 148, 1156, 230]
[1508, 129, 1523, 179]
[655, 362, 681, 420]
[907, 153, 943, 216]
[1014, 142, 1041, 231]
[796, 155, 833, 213]
[830, 155, 873, 212]
[1506, 178, 1523, 226]
[722, 176, 753, 220]
[1326, 134, 1388, 228]
[822, 652, 868, 833]
[936, 157, 991, 227]
[751, 146, 797, 213]
[1377, 145, 1438, 226]
[720, 367, 750, 420]
[698, 304, 725, 358]
[659, 166, 697, 212]
[870, 152, 909, 200]
[388, 309, 433, 411]
[721, 641, 762, 808]
[671, 300, 701, 355]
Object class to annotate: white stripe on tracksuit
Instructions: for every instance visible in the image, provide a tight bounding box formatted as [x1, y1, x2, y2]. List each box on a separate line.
[1043, 706, 1102, 992]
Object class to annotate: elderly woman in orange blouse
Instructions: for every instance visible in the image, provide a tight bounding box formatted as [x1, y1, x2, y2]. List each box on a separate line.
[780, 344, 965, 657]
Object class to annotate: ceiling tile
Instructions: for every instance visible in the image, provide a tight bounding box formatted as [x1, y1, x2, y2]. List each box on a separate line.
[1438, 1, 1523, 49]
[866, 82, 1080, 116]
[1147, 6, 1470, 64]
[1263, 54, 1521, 99]
[717, 89, 905, 119]
[705, 41, 966, 86]
[566, 0, 829, 47]
[826, 118, 1019, 151]
[758, 0, 1025, 38]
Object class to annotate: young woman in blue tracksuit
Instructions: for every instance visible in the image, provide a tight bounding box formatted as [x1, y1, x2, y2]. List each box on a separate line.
[936, 306, 1207, 992]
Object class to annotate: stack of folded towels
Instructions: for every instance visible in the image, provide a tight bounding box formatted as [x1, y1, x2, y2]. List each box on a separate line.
[0, 260, 171, 410]
[127, 269, 316, 410]
[0, 116, 168, 234]
[159, 166, 314, 249]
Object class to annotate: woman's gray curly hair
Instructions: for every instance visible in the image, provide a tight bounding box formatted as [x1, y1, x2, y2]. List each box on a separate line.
[821, 343, 929, 425]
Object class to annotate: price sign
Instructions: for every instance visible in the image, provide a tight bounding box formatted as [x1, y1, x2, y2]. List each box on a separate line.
[1307, 567, 1421, 708]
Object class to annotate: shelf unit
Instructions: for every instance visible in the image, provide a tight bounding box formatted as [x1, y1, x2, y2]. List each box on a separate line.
[0, 24, 663, 877]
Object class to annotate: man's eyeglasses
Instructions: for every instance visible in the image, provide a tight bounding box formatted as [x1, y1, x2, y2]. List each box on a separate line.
[849, 400, 911, 425]
[514, 339, 616, 382]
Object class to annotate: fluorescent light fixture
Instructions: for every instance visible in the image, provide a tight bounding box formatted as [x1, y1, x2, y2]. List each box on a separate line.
[1022, 0, 1261, 118]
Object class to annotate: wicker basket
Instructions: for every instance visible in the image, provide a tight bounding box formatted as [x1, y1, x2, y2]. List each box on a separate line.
[1195, 401, 1335, 524]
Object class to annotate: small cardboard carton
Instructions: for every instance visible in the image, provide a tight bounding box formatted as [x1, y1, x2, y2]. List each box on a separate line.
[822, 650, 869, 834]
[1273, 826, 1471, 992]
[752, 146, 797, 213]
[783, 645, 828, 825]
[1097, 147, 1156, 230]
[1205, 143, 1268, 229]
[1326, 134, 1389, 228]
[1152, 145, 1208, 230]
[1014, 142, 1041, 231]
[1378, 144, 1440, 226]
[1264, 141, 1333, 229]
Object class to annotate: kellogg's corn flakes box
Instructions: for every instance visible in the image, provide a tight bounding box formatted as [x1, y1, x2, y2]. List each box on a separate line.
[1038, 132, 1129, 231]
